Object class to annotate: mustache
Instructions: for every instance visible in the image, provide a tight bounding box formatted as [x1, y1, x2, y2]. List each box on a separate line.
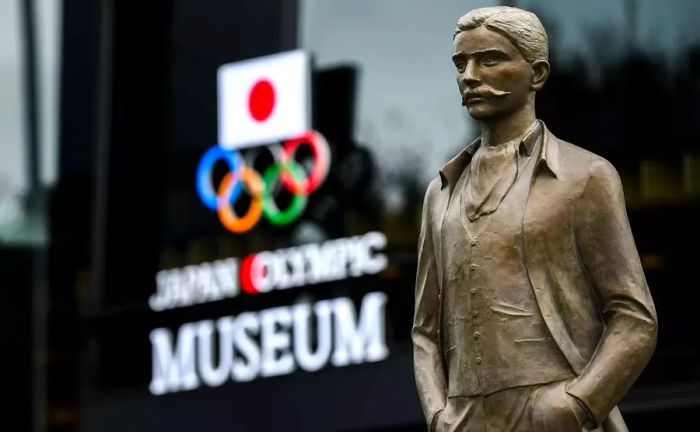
[462, 86, 512, 105]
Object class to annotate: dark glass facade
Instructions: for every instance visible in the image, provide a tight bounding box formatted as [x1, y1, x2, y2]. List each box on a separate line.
[34, 1, 700, 431]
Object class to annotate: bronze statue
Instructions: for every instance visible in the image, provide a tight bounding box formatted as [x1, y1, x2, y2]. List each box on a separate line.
[412, 6, 657, 432]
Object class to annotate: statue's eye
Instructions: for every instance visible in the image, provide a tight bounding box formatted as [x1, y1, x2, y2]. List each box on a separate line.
[455, 62, 466, 73]
[482, 54, 505, 66]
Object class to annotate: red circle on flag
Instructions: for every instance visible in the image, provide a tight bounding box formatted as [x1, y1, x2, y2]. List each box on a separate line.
[248, 79, 275, 122]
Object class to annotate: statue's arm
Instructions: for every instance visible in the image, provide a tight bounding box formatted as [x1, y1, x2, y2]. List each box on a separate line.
[567, 159, 658, 426]
[412, 183, 447, 430]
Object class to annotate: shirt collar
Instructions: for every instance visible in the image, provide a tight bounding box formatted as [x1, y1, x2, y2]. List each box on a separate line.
[440, 120, 557, 190]
[519, 120, 541, 157]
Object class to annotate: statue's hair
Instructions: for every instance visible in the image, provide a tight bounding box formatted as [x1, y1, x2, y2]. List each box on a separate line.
[454, 6, 548, 63]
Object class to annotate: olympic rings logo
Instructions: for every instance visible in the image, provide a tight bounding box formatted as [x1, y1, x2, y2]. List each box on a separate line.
[196, 130, 331, 234]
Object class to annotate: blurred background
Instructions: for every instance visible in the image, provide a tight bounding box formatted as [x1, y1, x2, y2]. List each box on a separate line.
[2, 0, 700, 430]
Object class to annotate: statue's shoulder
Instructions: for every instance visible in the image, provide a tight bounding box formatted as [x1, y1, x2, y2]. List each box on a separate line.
[422, 176, 443, 208]
[552, 135, 620, 183]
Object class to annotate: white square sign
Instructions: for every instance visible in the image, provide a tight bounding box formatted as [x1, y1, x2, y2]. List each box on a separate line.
[217, 50, 311, 149]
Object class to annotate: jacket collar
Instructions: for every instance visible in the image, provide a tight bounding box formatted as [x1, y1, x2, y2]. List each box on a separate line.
[439, 120, 560, 191]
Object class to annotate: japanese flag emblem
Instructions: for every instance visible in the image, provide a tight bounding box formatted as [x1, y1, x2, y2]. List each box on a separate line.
[217, 50, 311, 149]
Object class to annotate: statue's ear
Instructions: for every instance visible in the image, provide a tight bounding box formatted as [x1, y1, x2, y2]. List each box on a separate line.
[531, 60, 550, 91]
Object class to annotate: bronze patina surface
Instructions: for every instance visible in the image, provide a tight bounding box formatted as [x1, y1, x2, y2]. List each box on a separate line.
[412, 6, 657, 432]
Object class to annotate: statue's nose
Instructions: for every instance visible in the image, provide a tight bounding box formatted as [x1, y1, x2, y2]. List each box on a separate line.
[462, 62, 481, 88]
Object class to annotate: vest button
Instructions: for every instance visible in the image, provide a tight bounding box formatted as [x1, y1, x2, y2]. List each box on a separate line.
[470, 288, 477, 295]
[473, 331, 481, 339]
[470, 264, 478, 271]
[475, 357, 482, 364]
[472, 311, 478, 318]
[471, 238, 479, 246]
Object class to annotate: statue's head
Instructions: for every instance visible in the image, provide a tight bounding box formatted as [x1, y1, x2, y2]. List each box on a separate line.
[453, 6, 550, 120]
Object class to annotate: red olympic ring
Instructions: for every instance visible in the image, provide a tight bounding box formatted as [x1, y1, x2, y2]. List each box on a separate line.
[279, 130, 330, 195]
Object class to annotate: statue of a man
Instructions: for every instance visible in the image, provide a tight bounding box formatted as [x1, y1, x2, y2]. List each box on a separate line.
[412, 7, 657, 432]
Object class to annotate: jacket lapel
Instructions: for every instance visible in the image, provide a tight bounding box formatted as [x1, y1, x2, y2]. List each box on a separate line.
[535, 123, 561, 179]
[434, 137, 479, 289]
[439, 137, 480, 194]
[522, 125, 588, 373]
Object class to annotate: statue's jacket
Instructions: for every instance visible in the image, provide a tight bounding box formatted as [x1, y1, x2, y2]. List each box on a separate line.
[412, 122, 657, 431]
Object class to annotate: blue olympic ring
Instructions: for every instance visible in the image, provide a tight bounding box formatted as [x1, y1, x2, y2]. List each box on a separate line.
[196, 145, 243, 210]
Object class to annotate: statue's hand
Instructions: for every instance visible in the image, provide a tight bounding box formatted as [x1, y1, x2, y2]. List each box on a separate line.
[565, 392, 596, 429]
[430, 409, 445, 432]
[532, 381, 586, 431]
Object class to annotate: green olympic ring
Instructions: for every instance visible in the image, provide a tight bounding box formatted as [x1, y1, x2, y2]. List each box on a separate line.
[262, 160, 308, 226]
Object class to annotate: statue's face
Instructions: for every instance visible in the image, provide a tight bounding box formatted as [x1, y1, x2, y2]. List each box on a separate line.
[452, 26, 535, 120]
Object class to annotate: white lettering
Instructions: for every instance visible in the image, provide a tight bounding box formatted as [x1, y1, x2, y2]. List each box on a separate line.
[252, 252, 275, 293]
[150, 233, 388, 311]
[293, 300, 333, 372]
[286, 247, 306, 287]
[302, 242, 332, 284]
[361, 232, 388, 274]
[150, 259, 239, 311]
[232, 312, 261, 382]
[197, 318, 233, 387]
[149, 324, 200, 395]
[148, 292, 389, 395]
[260, 306, 295, 377]
[331, 292, 389, 366]
[213, 259, 239, 297]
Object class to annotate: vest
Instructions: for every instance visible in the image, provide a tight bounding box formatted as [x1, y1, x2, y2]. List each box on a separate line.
[440, 136, 574, 397]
